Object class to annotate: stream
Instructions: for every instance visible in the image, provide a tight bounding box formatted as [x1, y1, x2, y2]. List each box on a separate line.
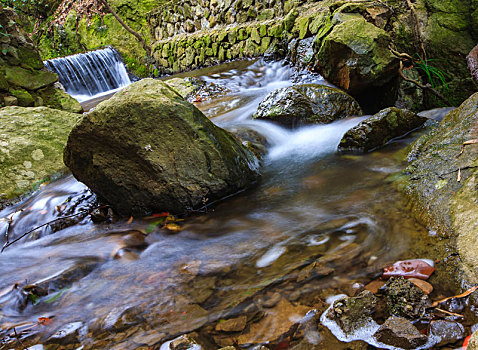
[0, 59, 466, 349]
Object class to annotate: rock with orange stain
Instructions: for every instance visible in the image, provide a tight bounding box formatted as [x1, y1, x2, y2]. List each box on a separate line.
[383, 259, 435, 281]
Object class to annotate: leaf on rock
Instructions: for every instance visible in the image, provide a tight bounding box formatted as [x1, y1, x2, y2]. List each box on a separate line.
[431, 285, 478, 307]
[383, 259, 435, 280]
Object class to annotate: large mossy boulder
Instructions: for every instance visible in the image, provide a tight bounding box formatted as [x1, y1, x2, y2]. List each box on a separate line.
[252, 84, 362, 127]
[401, 92, 478, 283]
[338, 107, 427, 152]
[0, 6, 82, 113]
[313, 16, 399, 113]
[64, 79, 260, 217]
[0, 106, 80, 204]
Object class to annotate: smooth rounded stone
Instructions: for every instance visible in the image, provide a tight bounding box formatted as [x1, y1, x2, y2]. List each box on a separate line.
[373, 316, 427, 349]
[382, 277, 430, 319]
[338, 107, 427, 153]
[325, 290, 377, 334]
[252, 84, 362, 127]
[215, 315, 247, 332]
[64, 79, 260, 216]
[0, 106, 80, 203]
[263, 292, 281, 308]
[429, 320, 465, 346]
[228, 126, 268, 161]
[365, 280, 385, 294]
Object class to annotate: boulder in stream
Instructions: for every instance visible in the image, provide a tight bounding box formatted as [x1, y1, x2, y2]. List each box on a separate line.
[382, 277, 430, 319]
[252, 84, 362, 127]
[64, 79, 260, 217]
[338, 107, 427, 153]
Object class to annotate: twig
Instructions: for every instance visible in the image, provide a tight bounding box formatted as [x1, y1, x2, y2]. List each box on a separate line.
[458, 139, 478, 156]
[434, 308, 464, 318]
[13, 328, 27, 350]
[431, 285, 478, 307]
[1, 206, 102, 252]
[398, 61, 450, 105]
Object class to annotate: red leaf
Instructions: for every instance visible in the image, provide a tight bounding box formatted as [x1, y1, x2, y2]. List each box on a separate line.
[463, 334, 471, 349]
[383, 259, 435, 280]
[38, 317, 53, 326]
[151, 212, 169, 218]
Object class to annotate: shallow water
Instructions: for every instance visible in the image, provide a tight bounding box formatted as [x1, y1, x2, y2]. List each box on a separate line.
[0, 60, 444, 349]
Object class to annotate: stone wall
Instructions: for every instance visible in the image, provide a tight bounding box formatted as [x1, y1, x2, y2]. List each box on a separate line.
[0, 5, 81, 112]
[147, 0, 310, 42]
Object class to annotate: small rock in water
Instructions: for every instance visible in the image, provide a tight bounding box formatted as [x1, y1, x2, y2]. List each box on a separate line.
[263, 292, 282, 308]
[169, 334, 200, 350]
[215, 315, 247, 332]
[429, 320, 465, 346]
[325, 291, 377, 334]
[382, 277, 430, 319]
[373, 316, 427, 349]
[46, 322, 83, 345]
[383, 259, 435, 280]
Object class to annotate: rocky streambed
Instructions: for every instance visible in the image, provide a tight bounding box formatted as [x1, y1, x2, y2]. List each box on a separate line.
[0, 60, 477, 350]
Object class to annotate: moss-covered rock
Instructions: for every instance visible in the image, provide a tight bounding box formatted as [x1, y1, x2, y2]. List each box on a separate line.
[402, 93, 478, 283]
[64, 79, 260, 217]
[382, 277, 430, 319]
[0, 106, 80, 202]
[253, 84, 362, 127]
[338, 107, 427, 153]
[38, 86, 83, 113]
[314, 16, 399, 113]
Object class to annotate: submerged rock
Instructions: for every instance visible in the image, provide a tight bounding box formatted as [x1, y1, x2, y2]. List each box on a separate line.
[325, 291, 377, 334]
[252, 84, 362, 127]
[382, 277, 430, 319]
[64, 79, 259, 216]
[429, 320, 465, 346]
[402, 93, 478, 284]
[0, 106, 80, 204]
[373, 316, 427, 349]
[338, 107, 427, 153]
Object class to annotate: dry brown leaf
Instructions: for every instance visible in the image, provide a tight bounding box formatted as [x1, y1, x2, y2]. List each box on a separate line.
[127, 216, 133, 224]
[431, 285, 478, 307]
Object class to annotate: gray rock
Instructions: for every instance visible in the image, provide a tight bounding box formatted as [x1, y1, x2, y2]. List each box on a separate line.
[429, 320, 465, 346]
[46, 322, 83, 345]
[338, 107, 427, 152]
[253, 84, 362, 127]
[64, 79, 260, 216]
[325, 290, 377, 334]
[373, 316, 427, 349]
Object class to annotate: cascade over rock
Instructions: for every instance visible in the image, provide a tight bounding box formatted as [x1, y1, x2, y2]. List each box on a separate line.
[64, 79, 260, 217]
[252, 84, 362, 127]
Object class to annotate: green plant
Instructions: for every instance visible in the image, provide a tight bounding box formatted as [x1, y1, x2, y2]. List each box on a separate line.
[0, 24, 9, 37]
[414, 56, 450, 93]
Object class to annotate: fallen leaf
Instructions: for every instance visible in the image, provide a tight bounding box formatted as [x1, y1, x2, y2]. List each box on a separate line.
[457, 168, 461, 182]
[383, 259, 435, 280]
[163, 223, 182, 232]
[463, 334, 472, 349]
[127, 216, 134, 224]
[38, 317, 53, 326]
[431, 285, 478, 307]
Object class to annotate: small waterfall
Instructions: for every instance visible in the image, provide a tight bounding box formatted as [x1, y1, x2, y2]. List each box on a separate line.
[44, 47, 131, 101]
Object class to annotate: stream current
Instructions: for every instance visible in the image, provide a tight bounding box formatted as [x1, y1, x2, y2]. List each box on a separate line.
[0, 60, 439, 349]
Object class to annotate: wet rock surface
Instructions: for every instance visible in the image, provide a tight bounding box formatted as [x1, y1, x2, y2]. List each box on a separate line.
[253, 84, 362, 127]
[64, 79, 260, 216]
[0, 106, 80, 203]
[402, 93, 478, 284]
[429, 319, 465, 346]
[325, 291, 377, 334]
[373, 316, 427, 349]
[338, 107, 427, 153]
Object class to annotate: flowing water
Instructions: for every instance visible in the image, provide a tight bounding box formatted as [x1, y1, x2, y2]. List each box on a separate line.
[44, 47, 131, 102]
[0, 60, 450, 349]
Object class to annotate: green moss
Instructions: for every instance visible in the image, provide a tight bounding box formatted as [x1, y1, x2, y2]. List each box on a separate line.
[10, 89, 34, 107]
